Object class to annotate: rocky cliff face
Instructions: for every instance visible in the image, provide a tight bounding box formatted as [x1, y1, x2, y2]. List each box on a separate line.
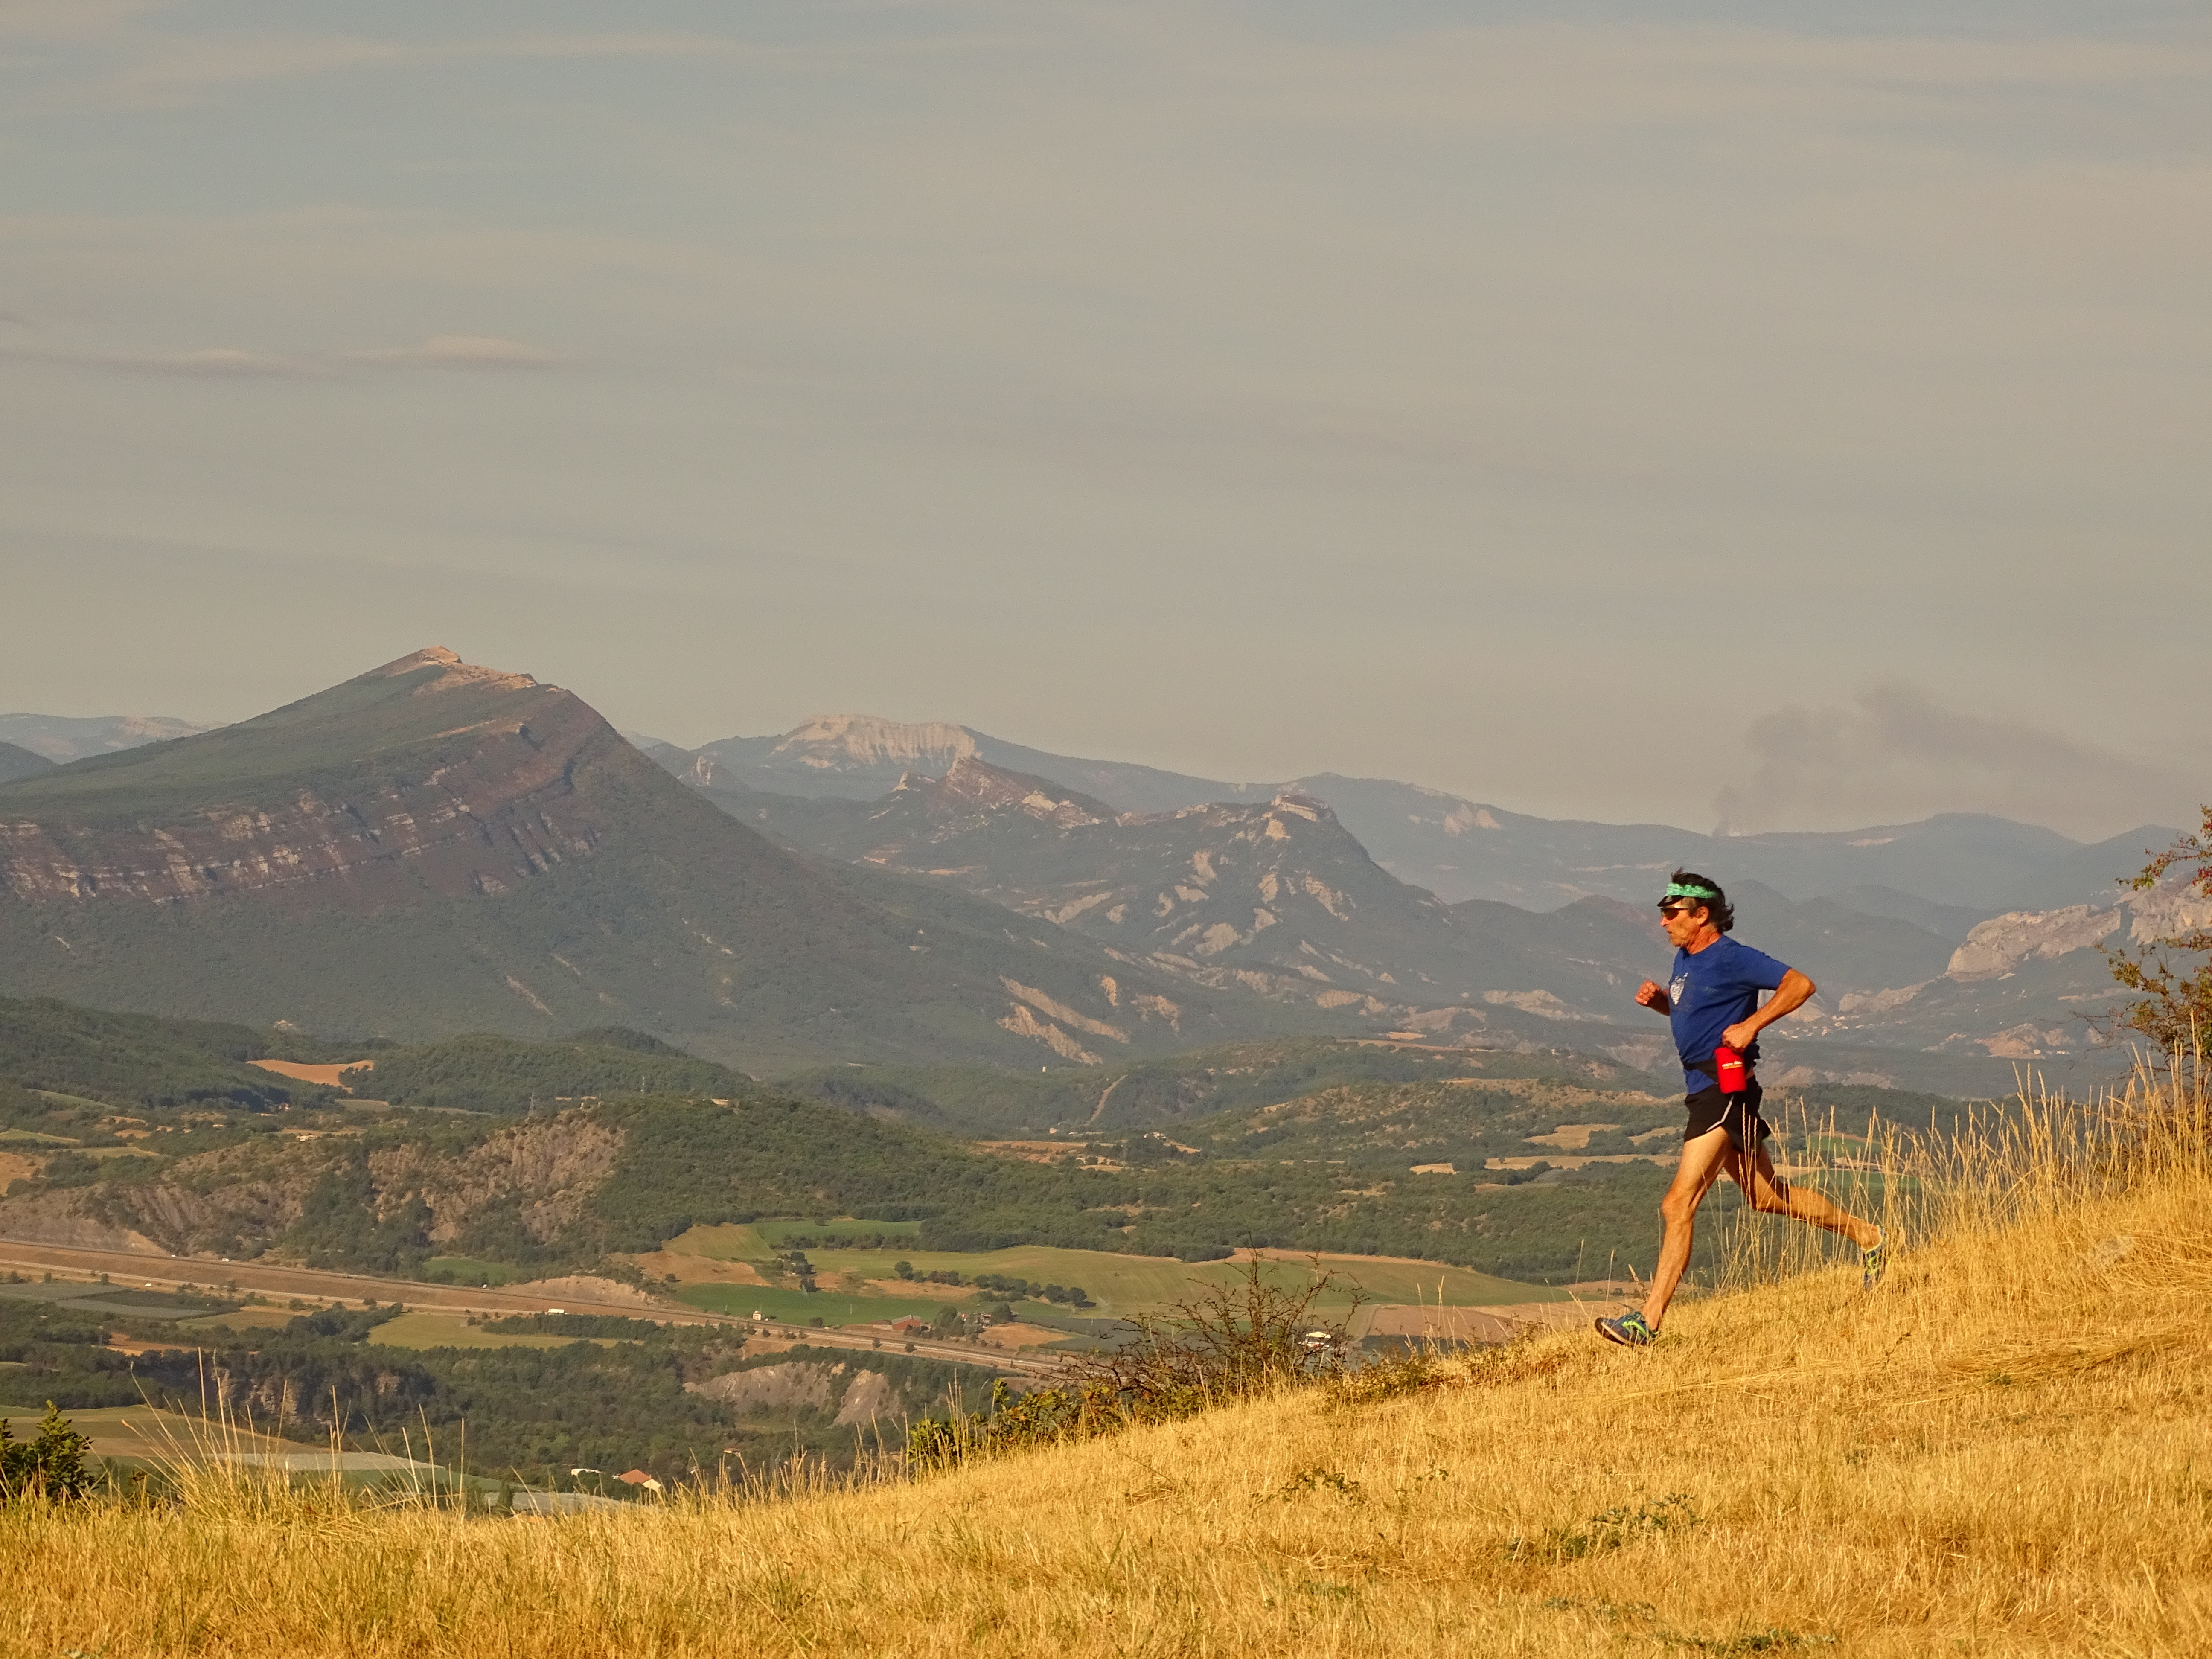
[775, 714, 978, 774]
[0, 648, 636, 912]
[1945, 905, 2123, 982]
[369, 1116, 624, 1245]
[684, 714, 983, 800]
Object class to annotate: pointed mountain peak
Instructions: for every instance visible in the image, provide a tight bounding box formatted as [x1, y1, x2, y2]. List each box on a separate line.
[367, 646, 537, 695]
[1267, 792, 1339, 825]
[371, 645, 460, 675]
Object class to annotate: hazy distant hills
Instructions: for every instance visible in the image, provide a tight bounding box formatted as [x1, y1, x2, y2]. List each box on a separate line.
[675, 713, 1264, 815]
[649, 720, 2204, 1089]
[1277, 779, 2169, 917]
[0, 650, 1333, 1072]
[709, 758, 1615, 1015]
[0, 741, 56, 785]
[683, 754, 1962, 1021]
[4, 685, 2193, 1093]
[661, 715, 2174, 917]
[0, 711, 211, 765]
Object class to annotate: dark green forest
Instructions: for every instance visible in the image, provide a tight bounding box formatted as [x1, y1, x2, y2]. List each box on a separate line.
[346, 1029, 758, 1111]
[0, 995, 359, 1112]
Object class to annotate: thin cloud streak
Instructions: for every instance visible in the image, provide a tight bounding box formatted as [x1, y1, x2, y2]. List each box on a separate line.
[0, 336, 563, 378]
[31, 28, 908, 112]
[42, 12, 2212, 123]
[338, 335, 563, 370]
[0, 344, 327, 377]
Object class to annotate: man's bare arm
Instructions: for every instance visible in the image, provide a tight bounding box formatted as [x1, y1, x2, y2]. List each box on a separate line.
[1634, 979, 1671, 1016]
[1721, 968, 1815, 1051]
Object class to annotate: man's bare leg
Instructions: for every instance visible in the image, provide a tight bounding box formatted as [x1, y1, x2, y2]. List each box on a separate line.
[1728, 1140, 1880, 1249]
[1640, 1126, 1735, 1330]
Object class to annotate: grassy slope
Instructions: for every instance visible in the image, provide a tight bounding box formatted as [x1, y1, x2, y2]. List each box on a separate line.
[6, 1089, 2206, 1655]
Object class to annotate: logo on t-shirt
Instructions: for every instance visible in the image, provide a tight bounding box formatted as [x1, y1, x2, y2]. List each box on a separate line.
[1668, 972, 1689, 1006]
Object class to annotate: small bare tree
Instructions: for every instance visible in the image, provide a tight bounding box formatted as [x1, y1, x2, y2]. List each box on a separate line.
[2102, 807, 2212, 1058]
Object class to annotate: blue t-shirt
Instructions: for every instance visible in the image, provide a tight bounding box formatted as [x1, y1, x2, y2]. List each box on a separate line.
[1666, 935, 1792, 1094]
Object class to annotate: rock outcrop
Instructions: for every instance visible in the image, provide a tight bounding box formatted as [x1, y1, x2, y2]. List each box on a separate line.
[1946, 906, 2121, 982]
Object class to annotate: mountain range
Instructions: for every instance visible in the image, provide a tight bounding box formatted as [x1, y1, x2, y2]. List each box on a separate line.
[4, 672, 2197, 1092]
[0, 651, 1321, 1073]
[646, 716, 2205, 1088]
[0, 712, 211, 765]
[651, 714, 2174, 916]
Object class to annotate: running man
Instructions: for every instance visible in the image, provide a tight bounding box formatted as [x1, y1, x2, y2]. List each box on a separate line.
[1594, 871, 1885, 1348]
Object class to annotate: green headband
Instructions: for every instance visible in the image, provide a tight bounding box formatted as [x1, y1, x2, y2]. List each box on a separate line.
[1662, 882, 1720, 901]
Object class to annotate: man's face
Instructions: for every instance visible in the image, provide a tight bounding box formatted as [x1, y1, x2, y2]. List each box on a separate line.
[1659, 900, 1712, 948]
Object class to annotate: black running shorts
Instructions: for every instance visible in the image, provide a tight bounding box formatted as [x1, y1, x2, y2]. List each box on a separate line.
[1683, 1081, 1768, 1152]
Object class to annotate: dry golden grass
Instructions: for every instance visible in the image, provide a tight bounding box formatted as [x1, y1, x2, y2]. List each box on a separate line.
[6, 1067, 2210, 1656]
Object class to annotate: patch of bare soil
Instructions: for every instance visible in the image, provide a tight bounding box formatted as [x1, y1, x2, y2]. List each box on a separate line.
[248, 1059, 372, 1090]
[1523, 1123, 1625, 1150]
[620, 1250, 765, 1286]
[864, 1278, 978, 1298]
[973, 1140, 1084, 1164]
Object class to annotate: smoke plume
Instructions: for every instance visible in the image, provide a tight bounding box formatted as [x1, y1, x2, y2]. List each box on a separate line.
[1712, 681, 2200, 841]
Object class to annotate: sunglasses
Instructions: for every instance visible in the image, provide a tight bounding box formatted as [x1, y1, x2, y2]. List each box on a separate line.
[1657, 901, 1703, 919]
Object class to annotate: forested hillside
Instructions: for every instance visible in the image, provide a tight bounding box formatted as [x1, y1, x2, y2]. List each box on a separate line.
[0, 999, 1974, 1285]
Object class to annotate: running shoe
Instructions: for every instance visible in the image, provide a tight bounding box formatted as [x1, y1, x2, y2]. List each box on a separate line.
[1594, 1309, 1656, 1347]
[1861, 1229, 1887, 1290]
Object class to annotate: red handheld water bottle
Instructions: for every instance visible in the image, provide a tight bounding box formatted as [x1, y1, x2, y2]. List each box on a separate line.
[1714, 1046, 1749, 1094]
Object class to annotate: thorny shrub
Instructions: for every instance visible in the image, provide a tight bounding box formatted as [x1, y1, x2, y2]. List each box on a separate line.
[906, 1255, 1362, 1471]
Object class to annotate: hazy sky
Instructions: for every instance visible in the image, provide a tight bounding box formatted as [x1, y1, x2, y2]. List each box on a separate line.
[3, 2, 2206, 840]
